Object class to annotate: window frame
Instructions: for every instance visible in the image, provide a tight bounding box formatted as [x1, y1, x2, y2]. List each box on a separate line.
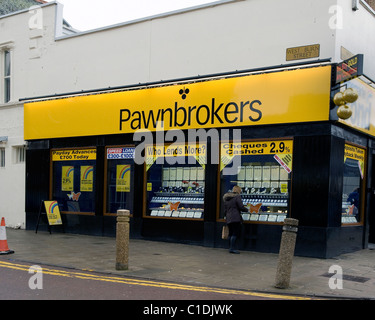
[0, 47, 12, 104]
[341, 142, 367, 226]
[103, 145, 136, 216]
[3, 50, 10, 103]
[142, 142, 206, 221]
[49, 147, 97, 216]
[0, 148, 5, 167]
[13, 145, 26, 164]
[217, 137, 294, 225]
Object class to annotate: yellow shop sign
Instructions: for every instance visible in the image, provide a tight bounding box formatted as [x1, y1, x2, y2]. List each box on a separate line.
[24, 66, 331, 140]
[339, 78, 375, 138]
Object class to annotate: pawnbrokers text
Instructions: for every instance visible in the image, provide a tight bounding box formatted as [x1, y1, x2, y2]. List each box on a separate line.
[119, 98, 262, 131]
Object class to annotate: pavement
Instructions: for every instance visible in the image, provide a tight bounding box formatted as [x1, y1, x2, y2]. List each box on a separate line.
[1, 228, 375, 300]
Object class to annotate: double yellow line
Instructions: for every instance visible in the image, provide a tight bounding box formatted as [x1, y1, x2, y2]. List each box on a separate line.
[0, 260, 311, 300]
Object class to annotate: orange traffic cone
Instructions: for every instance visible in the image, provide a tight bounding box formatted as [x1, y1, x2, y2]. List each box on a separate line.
[0, 217, 14, 255]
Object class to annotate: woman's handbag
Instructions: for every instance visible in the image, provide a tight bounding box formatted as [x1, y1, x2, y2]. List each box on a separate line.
[222, 225, 229, 240]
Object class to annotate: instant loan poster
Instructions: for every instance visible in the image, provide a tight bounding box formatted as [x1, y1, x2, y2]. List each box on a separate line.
[80, 166, 94, 192]
[61, 166, 74, 191]
[116, 164, 131, 192]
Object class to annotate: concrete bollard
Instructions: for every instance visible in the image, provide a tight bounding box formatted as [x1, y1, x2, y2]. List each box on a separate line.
[116, 209, 130, 270]
[275, 218, 299, 289]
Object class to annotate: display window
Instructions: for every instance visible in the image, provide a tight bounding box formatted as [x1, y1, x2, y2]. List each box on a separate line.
[51, 148, 96, 214]
[144, 143, 206, 219]
[341, 143, 366, 225]
[104, 146, 135, 215]
[219, 139, 293, 223]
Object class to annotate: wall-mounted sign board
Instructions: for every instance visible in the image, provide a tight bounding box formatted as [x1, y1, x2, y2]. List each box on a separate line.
[335, 54, 364, 84]
[286, 44, 320, 61]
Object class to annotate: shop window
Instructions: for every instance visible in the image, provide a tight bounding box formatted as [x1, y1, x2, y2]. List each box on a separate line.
[341, 143, 366, 225]
[105, 146, 135, 215]
[145, 143, 206, 219]
[219, 139, 293, 223]
[51, 148, 96, 214]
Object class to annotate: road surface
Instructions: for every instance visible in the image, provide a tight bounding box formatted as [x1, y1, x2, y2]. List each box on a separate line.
[0, 258, 311, 308]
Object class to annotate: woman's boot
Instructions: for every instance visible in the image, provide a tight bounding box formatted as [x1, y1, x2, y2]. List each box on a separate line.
[229, 236, 240, 254]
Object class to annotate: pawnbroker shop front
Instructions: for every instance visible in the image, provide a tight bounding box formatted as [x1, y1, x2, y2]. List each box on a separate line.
[24, 63, 375, 258]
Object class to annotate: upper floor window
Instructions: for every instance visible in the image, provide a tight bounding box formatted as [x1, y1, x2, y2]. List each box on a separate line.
[3, 50, 11, 103]
[13, 145, 26, 164]
[0, 148, 5, 167]
[0, 42, 13, 103]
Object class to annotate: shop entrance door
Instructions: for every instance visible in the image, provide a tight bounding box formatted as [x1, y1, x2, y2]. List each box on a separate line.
[369, 198, 375, 244]
[368, 152, 375, 244]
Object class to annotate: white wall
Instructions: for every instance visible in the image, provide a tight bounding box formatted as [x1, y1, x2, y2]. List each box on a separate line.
[3, 0, 374, 101]
[11, 0, 338, 99]
[0, 103, 25, 228]
[335, 0, 375, 79]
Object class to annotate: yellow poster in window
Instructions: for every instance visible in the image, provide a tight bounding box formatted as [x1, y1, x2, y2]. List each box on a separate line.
[280, 183, 288, 194]
[62, 166, 74, 191]
[80, 166, 94, 192]
[44, 200, 62, 226]
[344, 144, 365, 179]
[220, 140, 293, 172]
[145, 143, 206, 171]
[116, 165, 131, 192]
[52, 149, 96, 161]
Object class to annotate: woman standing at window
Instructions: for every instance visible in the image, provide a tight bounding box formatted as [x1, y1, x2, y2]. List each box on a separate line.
[223, 186, 249, 254]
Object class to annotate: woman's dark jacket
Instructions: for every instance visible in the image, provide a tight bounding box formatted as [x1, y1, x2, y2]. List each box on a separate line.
[223, 192, 248, 224]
